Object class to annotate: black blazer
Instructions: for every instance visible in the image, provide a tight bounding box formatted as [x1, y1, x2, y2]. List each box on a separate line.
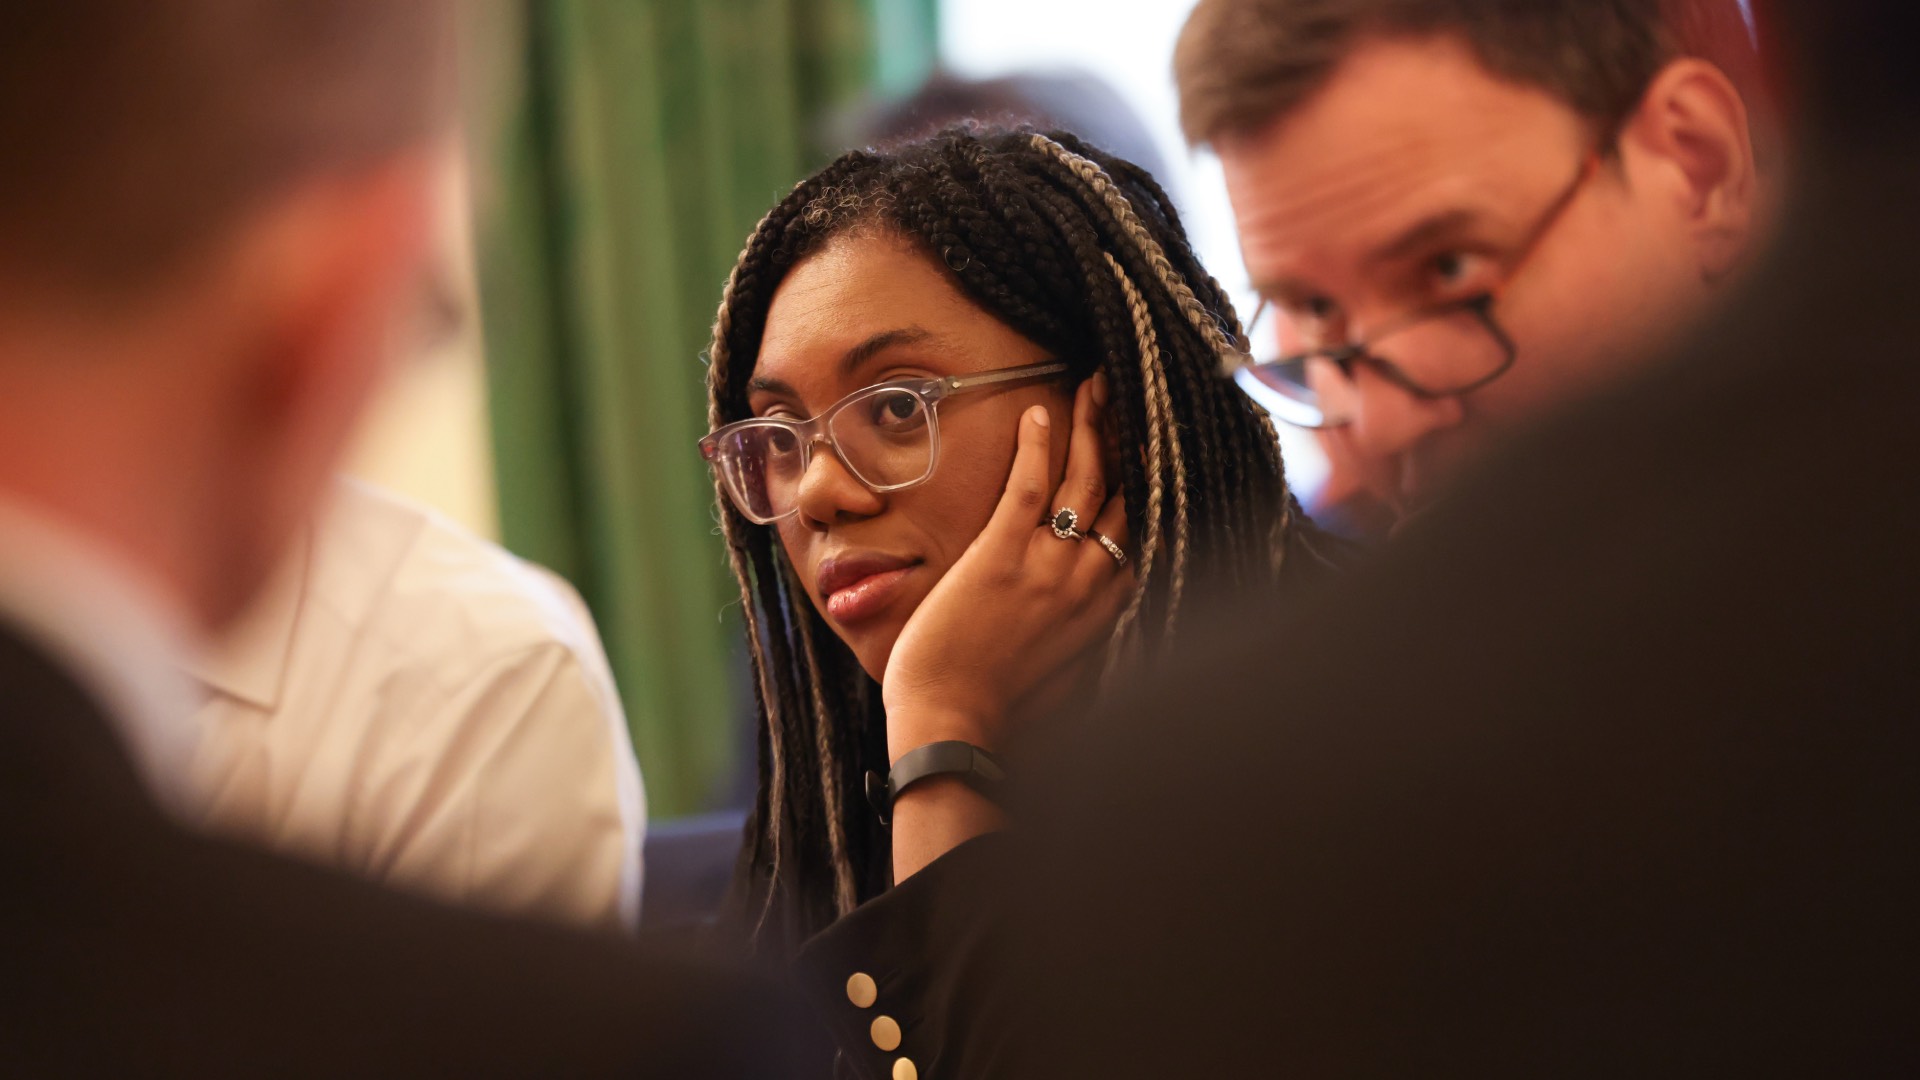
[0, 625, 825, 1077]
[794, 138, 1920, 1077]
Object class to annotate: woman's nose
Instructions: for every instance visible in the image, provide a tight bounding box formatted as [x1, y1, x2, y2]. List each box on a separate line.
[793, 441, 886, 529]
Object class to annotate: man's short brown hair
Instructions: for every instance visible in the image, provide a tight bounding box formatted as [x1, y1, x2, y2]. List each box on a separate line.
[1175, 0, 1761, 146]
[0, 0, 456, 292]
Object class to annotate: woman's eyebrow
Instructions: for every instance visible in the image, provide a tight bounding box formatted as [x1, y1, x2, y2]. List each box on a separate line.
[748, 326, 941, 397]
[839, 326, 935, 377]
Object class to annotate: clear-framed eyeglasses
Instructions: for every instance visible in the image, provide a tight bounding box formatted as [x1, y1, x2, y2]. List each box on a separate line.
[700, 360, 1070, 524]
[1232, 153, 1597, 430]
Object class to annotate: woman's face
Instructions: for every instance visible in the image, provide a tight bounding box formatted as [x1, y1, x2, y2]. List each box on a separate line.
[750, 230, 1076, 680]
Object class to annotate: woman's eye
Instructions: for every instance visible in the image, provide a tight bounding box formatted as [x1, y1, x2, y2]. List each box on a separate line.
[870, 393, 927, 430]
[768, 428, 798, 452]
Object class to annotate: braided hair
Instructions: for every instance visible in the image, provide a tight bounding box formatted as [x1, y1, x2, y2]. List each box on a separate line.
[706, 127, 1313, 950]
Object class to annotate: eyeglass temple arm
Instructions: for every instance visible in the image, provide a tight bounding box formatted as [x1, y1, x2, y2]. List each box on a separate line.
[944, 361, 1070, 392]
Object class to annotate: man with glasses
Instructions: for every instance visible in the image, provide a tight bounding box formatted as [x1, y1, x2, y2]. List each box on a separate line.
[1178, 0, 1768, 525]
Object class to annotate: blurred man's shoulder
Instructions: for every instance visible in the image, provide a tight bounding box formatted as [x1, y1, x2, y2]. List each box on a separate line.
[310, 477, 605, 676]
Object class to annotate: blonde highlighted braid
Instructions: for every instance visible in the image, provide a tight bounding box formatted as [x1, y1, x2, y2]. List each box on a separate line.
[1031, 135, 1244, 372]
[705, 128, 1320, 952]
[791, 578, 859, 918]
[706, 206, 789, 940]
[1103, 250, 1189, 650]
[1038, 133, 1301, 578]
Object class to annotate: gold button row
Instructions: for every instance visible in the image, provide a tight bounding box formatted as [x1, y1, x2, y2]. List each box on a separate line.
[848, 973, 913, 1075]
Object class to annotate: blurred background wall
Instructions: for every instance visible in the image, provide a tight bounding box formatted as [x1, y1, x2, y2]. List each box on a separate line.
[353, 0, 1316, 821]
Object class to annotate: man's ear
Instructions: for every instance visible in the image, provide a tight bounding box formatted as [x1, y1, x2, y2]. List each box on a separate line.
[1619, 57, 1759, 282]
[201, 152, 441, 621]
[245, 153, 440, 427]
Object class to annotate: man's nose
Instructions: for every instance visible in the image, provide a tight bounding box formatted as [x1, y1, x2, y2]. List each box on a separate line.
[1344, 364, 1466, 462]
[793, 440, 885, 529]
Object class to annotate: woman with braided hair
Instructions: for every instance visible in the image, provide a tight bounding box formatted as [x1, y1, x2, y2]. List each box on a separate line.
[699, 126, 1345, 954]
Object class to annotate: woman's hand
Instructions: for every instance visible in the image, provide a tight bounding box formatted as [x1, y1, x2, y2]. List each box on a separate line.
[881, 373, 1132, 762]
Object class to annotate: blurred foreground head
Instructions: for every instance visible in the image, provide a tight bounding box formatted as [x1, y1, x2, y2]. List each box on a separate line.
[0, 0, 457, 630]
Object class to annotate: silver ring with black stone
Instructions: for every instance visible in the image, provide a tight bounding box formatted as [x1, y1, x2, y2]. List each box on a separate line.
[1047, 506, 1086, 541]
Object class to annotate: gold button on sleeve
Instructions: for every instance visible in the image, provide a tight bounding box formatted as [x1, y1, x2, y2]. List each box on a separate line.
[892, 1057, 919, 1080]
[869, 1014, 902, 1052]
[846, 972, 878, 1009]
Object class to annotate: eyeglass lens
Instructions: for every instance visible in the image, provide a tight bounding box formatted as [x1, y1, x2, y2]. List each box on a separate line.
[716, 386, 936, 521]
[1244, 303, 1507, 427]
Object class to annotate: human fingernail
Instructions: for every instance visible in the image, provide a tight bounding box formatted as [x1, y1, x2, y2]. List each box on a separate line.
[1029, 406, 1049, 428]
[1091, 372, 1110, 407]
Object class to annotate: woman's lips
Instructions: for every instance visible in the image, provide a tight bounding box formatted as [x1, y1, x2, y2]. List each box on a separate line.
[825, 567, 916, 624]
[818, 557, 918, 625]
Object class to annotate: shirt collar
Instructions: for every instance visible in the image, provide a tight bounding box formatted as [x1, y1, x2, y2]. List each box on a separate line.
[182, 532, 308, 711]
[0, 493, 206, 818]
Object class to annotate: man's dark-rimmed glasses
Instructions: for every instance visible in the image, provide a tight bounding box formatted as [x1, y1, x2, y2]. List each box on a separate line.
[1235, 155, 1598, 430]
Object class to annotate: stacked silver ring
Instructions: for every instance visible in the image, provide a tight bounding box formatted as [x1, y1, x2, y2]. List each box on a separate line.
[1086, 529, 1127, 566]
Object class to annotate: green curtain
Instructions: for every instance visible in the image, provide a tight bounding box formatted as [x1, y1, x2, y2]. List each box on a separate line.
[475, 0, 937, 818]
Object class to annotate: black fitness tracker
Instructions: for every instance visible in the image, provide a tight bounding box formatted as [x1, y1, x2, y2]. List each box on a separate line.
[864, 741, 1005, 826]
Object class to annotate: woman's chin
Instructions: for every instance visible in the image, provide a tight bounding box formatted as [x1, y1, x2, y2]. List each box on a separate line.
[856, 638, 890, 680]
[843, 628, 898, 685]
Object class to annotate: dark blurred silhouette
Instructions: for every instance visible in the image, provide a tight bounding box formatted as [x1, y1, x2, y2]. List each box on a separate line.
[0, 3, 817, 1073]
[800, 1, 1917, 1074]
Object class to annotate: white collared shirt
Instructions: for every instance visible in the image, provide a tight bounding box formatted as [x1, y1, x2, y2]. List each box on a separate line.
[188, 478, 646, 932]
[0, 495, 206, 819]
